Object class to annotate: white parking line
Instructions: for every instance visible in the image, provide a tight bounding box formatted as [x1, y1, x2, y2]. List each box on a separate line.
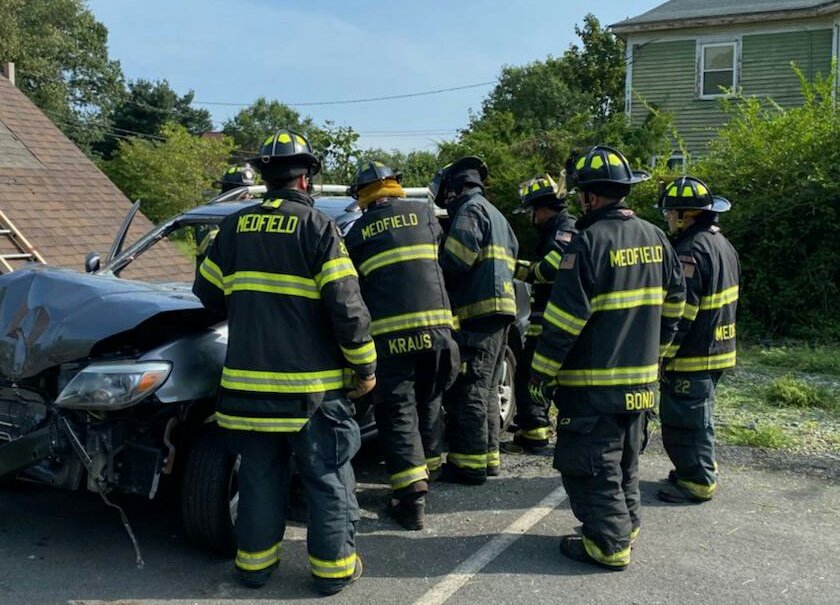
[412, 484, 567, 605]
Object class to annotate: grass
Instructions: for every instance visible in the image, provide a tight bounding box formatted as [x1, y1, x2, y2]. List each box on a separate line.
[714, 344, 840, 452]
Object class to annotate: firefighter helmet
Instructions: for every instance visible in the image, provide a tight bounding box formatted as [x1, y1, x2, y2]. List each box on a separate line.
[214, 163, 256, 191]
[569, 145, 649, 188]
[514, 173, 568, 214]
[249, 129, 321, 177]
[656, 176, 731, 212]
[428, 156, 488, 207]
[348, 161, 402, 199]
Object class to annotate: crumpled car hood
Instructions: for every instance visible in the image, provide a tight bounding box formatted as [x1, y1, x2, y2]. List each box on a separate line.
[0, 265, 214, 380]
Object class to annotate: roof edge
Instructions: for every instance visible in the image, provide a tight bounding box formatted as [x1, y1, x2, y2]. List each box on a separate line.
[611, 2, 840, 35]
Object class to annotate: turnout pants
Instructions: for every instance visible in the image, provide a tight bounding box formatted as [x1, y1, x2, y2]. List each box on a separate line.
[513, 334, 551, 445]
[226, 397, 361, 581]
[553, 412, 643, 568]
[660, 371, 722, 500]
[374, 345, 458, 495]
[443, 319, 507, 480]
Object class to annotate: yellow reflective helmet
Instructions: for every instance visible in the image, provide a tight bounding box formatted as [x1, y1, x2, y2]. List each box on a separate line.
[656, 176, 731, 212]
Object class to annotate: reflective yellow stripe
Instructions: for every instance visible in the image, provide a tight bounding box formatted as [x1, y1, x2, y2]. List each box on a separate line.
[531, 351, 563, 376]
[456, 296, 517, 320]
[370, 308, 454, 336]
[582, 536, 630, 567]
[447, 452, 488, 469]
[199, 257, 224, 290]
[699, 285, 738, 310]
[553, 364, 659, 387]
[519, 426, 550, 440]
[667, 351, 736, 372]
[486, 449, 500, 468]
[316, 257, 357, 289]
[543, 250, 562, 270]
[358, 244, 438, 276]
[444, 236, 478, 266]
[525, 323, 543, 337]
[478, 245, 516, 270]
[216, 412, 308, 432]
[658, 344, 670, 357]
[590, 287, 664, 312]
[224, 271, 320, 299]
[309, 553, 357, 579]
[221, 367, 346, 394]
[682, 303, 699, 321]
[543, 301, 587, 336]
[235, 543, 281, 571]
[341, 341, 377, 365]
[662, 299, 686, 319]
[533, 261, 550, 284]
[677, 479, 716, 499]
[630, 527, 640, 542]
[390, 465, 429, 490]
[663, 343, 680, 359]
[426, 456, 442, 471]
[197, 227, 218, 256]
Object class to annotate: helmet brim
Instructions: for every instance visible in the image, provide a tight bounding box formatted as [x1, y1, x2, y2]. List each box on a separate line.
[248, 152, 322, 177]
[711, 196, 731, 212]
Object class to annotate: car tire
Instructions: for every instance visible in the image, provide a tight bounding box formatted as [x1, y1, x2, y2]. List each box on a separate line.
[499, 344, 517, 431]
[181, 425, 237, 556]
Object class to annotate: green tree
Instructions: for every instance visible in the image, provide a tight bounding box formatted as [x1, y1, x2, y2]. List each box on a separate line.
[222, 97, 314, 154]
[309, 121, 361, 184]
[95, 79, 213, 158]
[0, 0, 124, 152]
[101, 123, 233, 223]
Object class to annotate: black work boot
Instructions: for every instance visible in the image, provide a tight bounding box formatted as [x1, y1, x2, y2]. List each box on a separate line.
[559, 535, 627, 572]
[512, 432, 552, 456]
[385, 494, 425, 531]
[438, 463, 486, 486]
[236, 560, 279, 589]
[312, 555, 363, 596]
[657, 481, 712, 504]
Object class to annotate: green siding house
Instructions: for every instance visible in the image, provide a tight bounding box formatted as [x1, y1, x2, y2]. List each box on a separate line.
[612, 0, 840, 162]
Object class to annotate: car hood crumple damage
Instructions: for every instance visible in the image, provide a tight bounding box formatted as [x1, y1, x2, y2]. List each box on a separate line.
[0, 265, 215, 381]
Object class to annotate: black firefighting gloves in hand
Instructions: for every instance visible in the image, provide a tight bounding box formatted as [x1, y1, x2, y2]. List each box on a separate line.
[514, 259, 532, 282]
[528, 375, 554, 408]
[348, 373, 377, 399]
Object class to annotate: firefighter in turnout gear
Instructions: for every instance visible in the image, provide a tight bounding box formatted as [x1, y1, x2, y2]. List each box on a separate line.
[193, 130, 372, 595]
[344, 160, 459, 530]
[431, 156, 519, 485]
[530, 145, 685, 571]
[196, 164, 257, 266]
[509, 173, 577, 452]
[655, 176, 740, 504]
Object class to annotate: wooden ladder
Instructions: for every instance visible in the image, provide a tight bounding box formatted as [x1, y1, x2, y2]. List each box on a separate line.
[0, 208, 46, 272]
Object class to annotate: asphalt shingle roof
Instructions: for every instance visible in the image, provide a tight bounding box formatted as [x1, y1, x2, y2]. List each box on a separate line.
[0, 74, 195, 282]
[613, 0, 840, 31]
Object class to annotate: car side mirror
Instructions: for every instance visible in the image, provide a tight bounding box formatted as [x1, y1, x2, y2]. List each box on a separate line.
[84, 252, 101, 273]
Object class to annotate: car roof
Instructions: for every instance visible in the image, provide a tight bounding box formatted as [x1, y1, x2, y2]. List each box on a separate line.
[179, 195, 357, 221]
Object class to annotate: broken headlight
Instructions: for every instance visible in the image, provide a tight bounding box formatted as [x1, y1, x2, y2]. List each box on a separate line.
[55, 361, 172, 410]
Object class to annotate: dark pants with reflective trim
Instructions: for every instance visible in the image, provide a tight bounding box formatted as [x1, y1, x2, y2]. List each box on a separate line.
[374, 345, 458, 496]
[660, 371, 721, 489]
[443, 318, 507, 480]
[226, 397, 361, 576]
[553, 413, 643, 557]
[513, 334, 550, 441]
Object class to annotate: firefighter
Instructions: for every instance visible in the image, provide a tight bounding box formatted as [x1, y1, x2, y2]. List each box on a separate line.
[344, 160, 459, 530]
[655, 176, 740, 504]
[529, 145, 685, 571]
[431, 156, 519, 485]
[195, 164, 257, 266]
[193, 130, 374, 594]
[508, 173, 577, 453]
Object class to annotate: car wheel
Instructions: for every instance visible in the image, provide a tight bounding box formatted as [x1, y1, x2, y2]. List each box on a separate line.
[499, 344, 517, 430]
[181, 425, 238, 556]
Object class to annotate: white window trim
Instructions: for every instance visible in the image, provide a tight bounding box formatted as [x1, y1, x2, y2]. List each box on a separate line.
[697, 40, 740, 99]
[651, 153, 687, 171]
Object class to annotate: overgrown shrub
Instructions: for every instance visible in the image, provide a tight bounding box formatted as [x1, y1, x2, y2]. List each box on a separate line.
[765, 375, 838, 412]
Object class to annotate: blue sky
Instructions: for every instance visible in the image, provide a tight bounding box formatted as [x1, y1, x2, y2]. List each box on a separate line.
[86, 0, 663, 153]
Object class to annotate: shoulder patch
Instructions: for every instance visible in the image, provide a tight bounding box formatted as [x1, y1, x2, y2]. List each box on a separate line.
[559, 253, 576, 269]
[618, 209, 635, 219]
[681, 261, 696, 279]
[555, 230, 573, 244]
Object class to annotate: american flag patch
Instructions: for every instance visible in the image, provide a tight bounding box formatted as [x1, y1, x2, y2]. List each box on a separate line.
[560, 253, 576, 269]
[556, 230, 573, 243]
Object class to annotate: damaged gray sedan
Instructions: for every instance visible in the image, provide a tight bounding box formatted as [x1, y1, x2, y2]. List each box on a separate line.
[0, 187, 374, 556]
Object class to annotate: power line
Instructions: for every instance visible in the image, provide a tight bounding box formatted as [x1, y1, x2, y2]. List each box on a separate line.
[193, 81, 497, 108]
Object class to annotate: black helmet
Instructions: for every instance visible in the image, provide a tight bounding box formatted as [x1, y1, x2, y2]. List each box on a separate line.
[214, 163, 256, 191]
[514, 173, 568, 214]
[348, 160, 402, 198]
[428, 156, 488, 207]
[656, 176, 731, 212]
[570, 145, 649, 189]
[249, 129, 321, 178]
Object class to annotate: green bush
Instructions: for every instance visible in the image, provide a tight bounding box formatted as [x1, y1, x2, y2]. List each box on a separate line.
[720, 424, 795, 449]
[765, 375, 839, 412]
[695, 68, 840, 340]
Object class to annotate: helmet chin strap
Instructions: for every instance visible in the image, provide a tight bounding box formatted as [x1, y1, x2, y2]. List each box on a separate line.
[582, 191, 594, 214]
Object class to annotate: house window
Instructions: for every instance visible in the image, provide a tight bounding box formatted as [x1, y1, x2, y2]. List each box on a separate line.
[700, 42, 737, 97]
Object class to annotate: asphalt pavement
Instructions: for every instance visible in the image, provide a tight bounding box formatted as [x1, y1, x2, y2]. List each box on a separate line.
[1, 442, 837, 605]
